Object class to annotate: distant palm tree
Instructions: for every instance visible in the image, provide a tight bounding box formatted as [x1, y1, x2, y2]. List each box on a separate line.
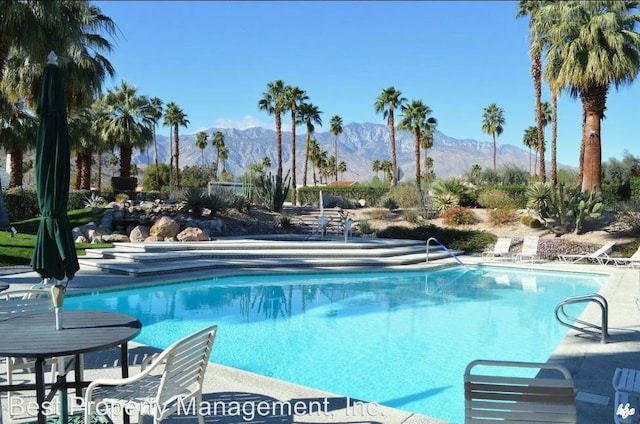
[372, 159, 381, 179]
[375, 87, 407, 185]
[148, 97, 164, 189]
[481, 103, 505, 171]
[308, 139, 322, 184]
[380, 160, 393, 183]
[298, 102, 322, 187]
[163, 102, 189, 188]
[534, 1, 640, 194]
[523, 126, 538, 175]
[262, 156, 271, 169]
[283, 85, 308, 205]
[420, 122, 437, 184]
[398, 100, 437, 203]
[212, 131, 225, 181]
[517, 0, 548, 182]
[338, 161, 347, 180]
[258, 80, 287, 179]
[195, 131, 208, 169]
[329, 115, 343, 182]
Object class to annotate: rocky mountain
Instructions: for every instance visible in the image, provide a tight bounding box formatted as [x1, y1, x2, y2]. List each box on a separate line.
[132, 122, 547, 182]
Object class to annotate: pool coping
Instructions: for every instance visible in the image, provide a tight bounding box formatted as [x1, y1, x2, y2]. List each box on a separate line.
[1, 253, 637, 423]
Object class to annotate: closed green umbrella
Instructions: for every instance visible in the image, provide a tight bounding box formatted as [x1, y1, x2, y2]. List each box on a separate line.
[30, 52, 79, 282]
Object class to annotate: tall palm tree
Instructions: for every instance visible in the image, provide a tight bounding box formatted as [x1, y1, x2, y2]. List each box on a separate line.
[163, 102, 189, 188]
[534, 1, 640, 194]
[283, 85, 308, 205]
[297, 102, 322, 187]
[195, 131, 208, 169]
[550, 91, 559, 186]
[372, 159, 381, 179]
[97, 81, 152, 178]
[147, 97, 164, 189]
[420, 122, 437, 184]
[0, 100, 37, 188]
[398, 100, 437, 206]
[218, 145, 229, 180]
[258, 80, 287, 179]
[375, 87, 407, 185]
[517, 0, 549, 182]
[69, 106, 101, 190]
[523, 126, 538, 175]
[481, 103, 505, 171]
[308, 139, 321, 185]
[212, 130, 225, 181]
[338, 161, 347, 180]
[329, 115, 343, 182]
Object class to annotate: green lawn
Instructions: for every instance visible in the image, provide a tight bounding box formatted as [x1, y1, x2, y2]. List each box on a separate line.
[1, 209, 112, 267]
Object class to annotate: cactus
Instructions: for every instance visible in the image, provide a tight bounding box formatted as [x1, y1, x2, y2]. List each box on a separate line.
[242, 170, 254, 203]
[254, 170, 291, 212]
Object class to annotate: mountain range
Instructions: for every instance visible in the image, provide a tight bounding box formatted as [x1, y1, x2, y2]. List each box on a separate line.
[131, 122, 557, 182]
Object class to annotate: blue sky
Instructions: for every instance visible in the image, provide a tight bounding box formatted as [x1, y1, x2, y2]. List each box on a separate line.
[96, 1, 640, 168]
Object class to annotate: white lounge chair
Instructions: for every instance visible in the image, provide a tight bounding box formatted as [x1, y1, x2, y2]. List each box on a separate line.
[465, 359, 576, 423]
[514, 235, 540, 262]
[482, 238, 512, 261]
[84, 324, 217, 424]
[610, 245, 640, 267]
[557, 242, 615, 265]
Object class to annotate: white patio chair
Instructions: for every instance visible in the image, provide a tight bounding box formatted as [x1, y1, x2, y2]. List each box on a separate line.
[610, 245, 640, 267]
[482, 238, 512, 261]
[557, 242, 615, 265]
[514, 235, 540, 262]
[84, 324, 217, 424]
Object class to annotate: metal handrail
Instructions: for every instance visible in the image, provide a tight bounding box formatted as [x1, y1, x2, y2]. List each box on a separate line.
[426, 237, 464, 265]
[555, 293, 608, 343]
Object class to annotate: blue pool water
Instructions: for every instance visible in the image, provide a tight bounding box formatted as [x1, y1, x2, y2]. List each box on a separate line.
[64, 266, 605, 423]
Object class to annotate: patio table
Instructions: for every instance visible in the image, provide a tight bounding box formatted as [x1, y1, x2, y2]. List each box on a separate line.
[0, 310, 141, 424]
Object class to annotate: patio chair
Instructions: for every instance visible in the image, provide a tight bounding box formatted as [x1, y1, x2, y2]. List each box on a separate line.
[464, 359, 576, 423]
[84, 324, 218, 424]
[612, 367, 640, 423]
[610, 245, 640, 268]
[514, 235, 540, 262]
[482, 238, 512, 261]
[557, 242, 615, 265]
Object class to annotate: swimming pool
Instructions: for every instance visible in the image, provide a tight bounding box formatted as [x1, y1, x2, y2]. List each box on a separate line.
[64, 265, 605, 423]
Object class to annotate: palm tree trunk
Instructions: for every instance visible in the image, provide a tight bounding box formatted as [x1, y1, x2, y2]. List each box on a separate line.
[492, 134, 497, 171]
[80, 151, 92, 190]
[389, 113, 398, 185]
[75, 153, 83, 190]
[154, 127, 159, 189]
[303, 127, 311, 186]
[581, 85, 606, 194]
[120, 144, 132, 178]
[334, 135, 338, 182]
[291, 112, 297, 206]
[275, 111, 282, 179]
[533, 54, 545, 182]
[578, 108, 586, 187]
[8, 149, 23, 188]
[414, 129, 421, 192]
[550, 91, 558, 187]
[173, 125, 180, 188]
[97, 152, 103, 191]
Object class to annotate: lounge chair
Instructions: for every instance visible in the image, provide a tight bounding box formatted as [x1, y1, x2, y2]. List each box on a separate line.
[84, 324, 217, 424]
[465, 359, 576, 423]
[482, 238, 512, 261]
[610, 245, 640, 268]
[514, 235, 540, 262]
[557, 242, 615, 265]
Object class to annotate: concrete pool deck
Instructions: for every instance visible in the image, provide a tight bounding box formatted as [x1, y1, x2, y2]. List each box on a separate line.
[1, 244, 639, 423]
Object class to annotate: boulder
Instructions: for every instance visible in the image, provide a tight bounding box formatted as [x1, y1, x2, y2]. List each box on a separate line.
[150, 216, 180, 239]
[129, 225, 149, 242]
[102, 233, 130, 243]
[144, 235, 164, 242]
[177, 227, 209, 242]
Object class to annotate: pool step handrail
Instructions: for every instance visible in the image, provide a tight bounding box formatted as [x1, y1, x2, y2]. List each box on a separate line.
[554, 293, 608, 344]
[426, 237, 464, 265]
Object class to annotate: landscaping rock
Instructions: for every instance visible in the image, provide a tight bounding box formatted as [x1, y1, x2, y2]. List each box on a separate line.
[150, 216, 180, 239]
[177, 227, 209, 242]
[129, 225, 149, 242]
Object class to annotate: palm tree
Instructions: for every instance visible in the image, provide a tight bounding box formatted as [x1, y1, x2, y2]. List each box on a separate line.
[375, 87, 407, 185]
[329, 115, 343, 182]
[517, 0, 548, 182]
[380, 160, 393, 183]
[195, 131, 208, 169]
[398, 100, 437, 206]
[69, 106, 101, 190]
[420, 122, 437, 185]
[283, 85, 308, 205]
[211, 131, 225, 181]
[298, 102, 322, 187]
[372, 159, 381, 179]
[523, 126, 538, 176]
[258, 80, 287, 179]
[97, 81, 152, 178]
[147, 97, 164, 189]
[534, 1, 640, 194]
[0, 100, 37, 188]
[481, 103, 505, 171]
[218, 145, 229, 179]
[338, 161, 347, 180]
[163, 102, 189, 188]
[550, 91, 559, 186]
[308, 139, 322, 185]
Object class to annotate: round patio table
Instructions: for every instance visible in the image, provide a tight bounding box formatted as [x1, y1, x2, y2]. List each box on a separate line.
[0, 310, 141, 424]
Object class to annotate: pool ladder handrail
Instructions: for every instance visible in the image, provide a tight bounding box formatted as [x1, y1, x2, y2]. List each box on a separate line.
[554, 293, 608, 344]
[426, 237, 464, 265]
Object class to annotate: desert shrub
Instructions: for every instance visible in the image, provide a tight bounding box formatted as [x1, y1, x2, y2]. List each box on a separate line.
[487, 208, 516, 226]
[228, 194, 251, 212]
[376, 224, 495, 253]
[520, 214, 542, 228]
[432, 178, 477, 208]
[441, 207, 477, 226]
[278, 214, 293, 229]
[433, 192, 459, 215]
[537, 239, 601, 261]
[478, 189, 517, 209]
[367, 208, 388, 220]
[403, 210, 419, 224]
[612, 198, 640, 236]
[386, 184, 418, 208]
[380, 197, 398, 211]
[358, 219, 373, 235]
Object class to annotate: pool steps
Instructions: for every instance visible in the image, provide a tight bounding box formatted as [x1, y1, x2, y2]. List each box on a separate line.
[78, 236, 459, 276]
